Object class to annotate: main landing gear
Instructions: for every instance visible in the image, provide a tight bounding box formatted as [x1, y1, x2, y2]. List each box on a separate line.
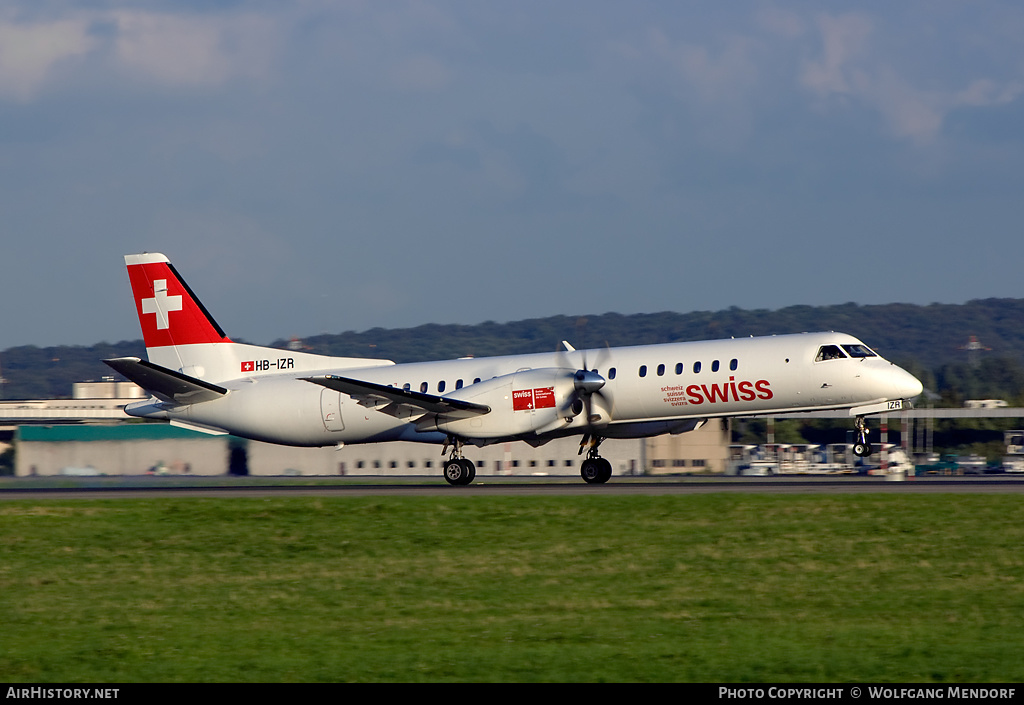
[442, 437, 476, 486]
[579, 434, 612, 484]
[852, 415, 873, 458]
[440, 435, 613, 487]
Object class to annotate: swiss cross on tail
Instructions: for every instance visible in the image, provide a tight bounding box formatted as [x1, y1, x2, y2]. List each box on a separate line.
[141, 280, 181, 330]
[125, 253, 232, 349]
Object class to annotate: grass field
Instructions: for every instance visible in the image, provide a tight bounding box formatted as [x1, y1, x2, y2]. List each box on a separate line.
[2, 493, 1023, 682]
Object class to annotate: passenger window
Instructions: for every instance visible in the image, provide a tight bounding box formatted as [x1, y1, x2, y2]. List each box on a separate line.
[455, 379, 463, 389]
[675, 363, 683, 375]
[474, 377, 481, 384]
[693, 361, 701, 374]
[608, 367, 616, 380]
[639, 365, 647, 378]
[815, 345, 847, 362]
[420, 382, 428, 393]
[657, 364, 665, 376]
[730, 359, 738, 371]
[437, 380, 446, 393]
[402, 383, 411, 392]
[711, 360, 720, 372]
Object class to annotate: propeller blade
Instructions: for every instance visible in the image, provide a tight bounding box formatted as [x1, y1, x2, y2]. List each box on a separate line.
[553, 339, 614, 428]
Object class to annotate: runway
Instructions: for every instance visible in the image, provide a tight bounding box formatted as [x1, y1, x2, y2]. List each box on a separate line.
[3, 475, 1024, 500]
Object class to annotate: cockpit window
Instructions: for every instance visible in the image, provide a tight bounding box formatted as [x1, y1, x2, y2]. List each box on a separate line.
[842, 344, 877, 358]
[815, 345, 846, 362]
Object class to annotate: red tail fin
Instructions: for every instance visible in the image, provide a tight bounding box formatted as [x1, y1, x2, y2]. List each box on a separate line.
[125, 253, 232, 349]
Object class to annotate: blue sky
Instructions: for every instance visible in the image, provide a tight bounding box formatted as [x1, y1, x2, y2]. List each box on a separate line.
[1, 1, 1022, 349]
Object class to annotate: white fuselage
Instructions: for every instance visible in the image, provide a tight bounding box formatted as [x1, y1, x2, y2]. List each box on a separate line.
[126, 331, 923, 448]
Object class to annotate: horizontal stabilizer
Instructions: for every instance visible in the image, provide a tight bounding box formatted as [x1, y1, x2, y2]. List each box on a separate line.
[304, 375, 491, 418]
[103, 357, 228, 405]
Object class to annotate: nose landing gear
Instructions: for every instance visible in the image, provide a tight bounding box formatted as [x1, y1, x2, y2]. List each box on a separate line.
[853, 416, 874, 457]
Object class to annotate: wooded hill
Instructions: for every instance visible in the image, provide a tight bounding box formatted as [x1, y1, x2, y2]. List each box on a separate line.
[2, 298, 1023, 405]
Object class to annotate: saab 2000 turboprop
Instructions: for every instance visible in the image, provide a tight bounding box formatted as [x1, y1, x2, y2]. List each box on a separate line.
[104, 253, 923, 485]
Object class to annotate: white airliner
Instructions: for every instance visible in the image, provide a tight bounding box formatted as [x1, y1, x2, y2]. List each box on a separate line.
[104, 253, 923, 485]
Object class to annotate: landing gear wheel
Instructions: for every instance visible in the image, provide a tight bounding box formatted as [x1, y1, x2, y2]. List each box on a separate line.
[852, 416, 872, 458]
[443, 458, 476, 486]
[581, 457, 612, 484]
[442, 436, 476, 486]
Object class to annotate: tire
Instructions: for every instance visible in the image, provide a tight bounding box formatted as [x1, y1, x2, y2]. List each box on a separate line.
[443, 458, 476, 486]
[581, 458, 611, 484]
[444, 459, 468, 486]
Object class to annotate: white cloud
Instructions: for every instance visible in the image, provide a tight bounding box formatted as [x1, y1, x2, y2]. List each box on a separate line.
[868, 68, 946, 143]
[755, 6, 807, 40]
[0, 9, 282, 102]
[110, 11, 279, 88]
[800, 13, 872, 97]
[648, 28, 760, 106]
[610, 27, 767, 150]
[955, 77, 1024, 108]
[0, 19, 95, 101]
[801, 11, 1024, 144]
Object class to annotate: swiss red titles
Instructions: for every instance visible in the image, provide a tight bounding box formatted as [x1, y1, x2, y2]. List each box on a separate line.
[684, 377, 773, 405]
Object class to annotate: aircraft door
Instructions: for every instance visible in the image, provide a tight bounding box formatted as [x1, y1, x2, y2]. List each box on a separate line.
[320, 389, 345, 431]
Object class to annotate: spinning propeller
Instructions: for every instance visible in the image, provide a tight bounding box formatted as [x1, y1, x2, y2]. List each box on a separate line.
[557, 340, 613, 427]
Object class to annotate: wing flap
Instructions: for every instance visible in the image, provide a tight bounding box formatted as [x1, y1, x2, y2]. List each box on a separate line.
[304, 375, 491, 419]
[103, 357, 228, 405]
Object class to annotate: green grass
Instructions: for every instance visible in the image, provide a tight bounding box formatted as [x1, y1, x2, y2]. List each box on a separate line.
[1, 494, 1023, 682]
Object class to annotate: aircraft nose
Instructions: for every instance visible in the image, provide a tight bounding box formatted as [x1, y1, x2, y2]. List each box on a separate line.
[893, 366, 924, 400]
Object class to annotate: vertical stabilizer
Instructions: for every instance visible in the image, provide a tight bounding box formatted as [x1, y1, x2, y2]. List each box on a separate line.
[122, 253, 395, 383]
[126, 253, 232, 348]
[125, 253, 235, 377]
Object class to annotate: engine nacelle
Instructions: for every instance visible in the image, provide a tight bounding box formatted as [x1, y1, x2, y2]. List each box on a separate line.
[421, 368, 581, 439]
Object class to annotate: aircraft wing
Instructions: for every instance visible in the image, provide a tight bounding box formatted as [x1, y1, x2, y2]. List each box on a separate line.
[103, 357, 228, 405]
[304, 375, 491, 420]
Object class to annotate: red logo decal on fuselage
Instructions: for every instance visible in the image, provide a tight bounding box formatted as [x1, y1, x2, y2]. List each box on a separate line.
[513, 387, 556, 411]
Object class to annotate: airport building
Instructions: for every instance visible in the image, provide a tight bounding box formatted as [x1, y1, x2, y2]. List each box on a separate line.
[12, 420, 732, 477]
